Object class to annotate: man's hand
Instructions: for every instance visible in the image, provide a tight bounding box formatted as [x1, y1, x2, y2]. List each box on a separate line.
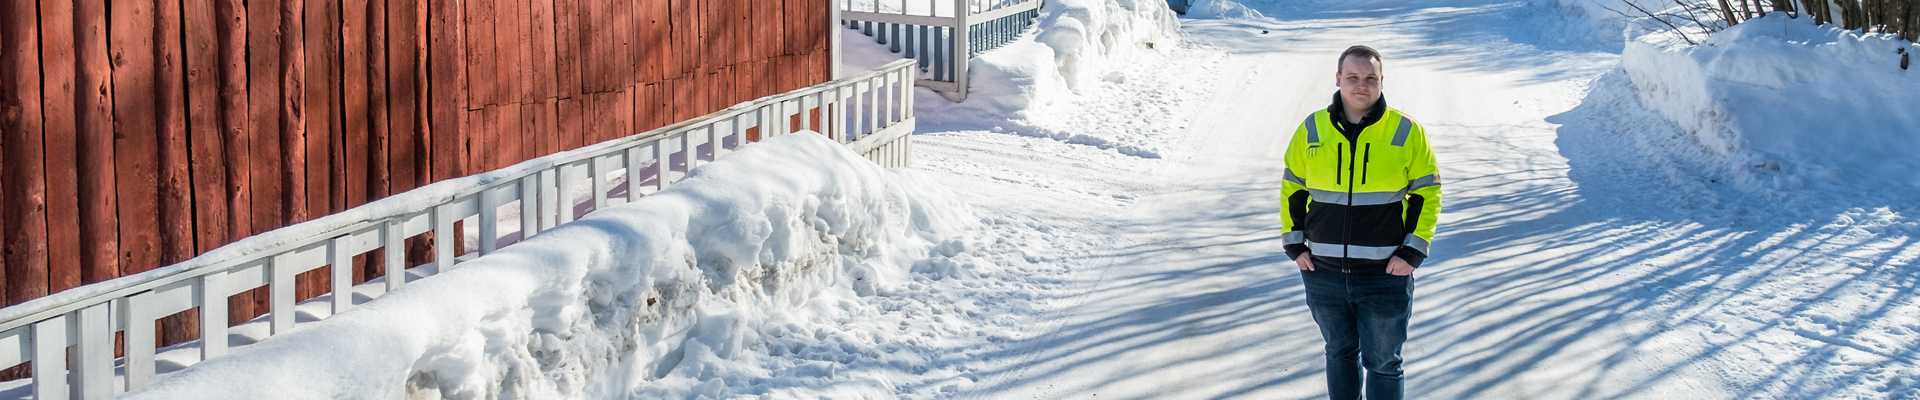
[1296, 253, 1314, 271]
[1386, 256, 1414, 276]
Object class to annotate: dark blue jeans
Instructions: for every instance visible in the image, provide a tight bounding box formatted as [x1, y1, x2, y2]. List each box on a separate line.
[1301, 268, 1414, 400]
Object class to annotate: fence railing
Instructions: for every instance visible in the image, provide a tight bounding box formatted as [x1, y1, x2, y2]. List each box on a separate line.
[840, 0, 1044, 101]
[0, 59, 918, 400]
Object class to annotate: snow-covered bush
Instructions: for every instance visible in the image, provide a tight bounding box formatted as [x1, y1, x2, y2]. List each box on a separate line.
[1623, 11, 1919, 194]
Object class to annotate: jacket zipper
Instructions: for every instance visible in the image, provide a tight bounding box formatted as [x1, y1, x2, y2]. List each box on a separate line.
[1335, 143, 1344, 185]
[1342, 136, 1359, 265]
[1361, 144, 1371, 185]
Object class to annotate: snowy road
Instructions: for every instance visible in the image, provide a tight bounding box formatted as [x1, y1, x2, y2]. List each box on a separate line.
[913, 1, 1920, 399]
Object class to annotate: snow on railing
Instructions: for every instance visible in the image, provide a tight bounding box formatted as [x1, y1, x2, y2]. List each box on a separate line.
[840, 0, 1043, 101]
[0, 59, 919, 400]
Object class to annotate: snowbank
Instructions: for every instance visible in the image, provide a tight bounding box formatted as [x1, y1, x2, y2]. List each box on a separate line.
[875, 0, 1193, 158]
[1622, 12, 1918, 196]
[121, 132, 979, 399]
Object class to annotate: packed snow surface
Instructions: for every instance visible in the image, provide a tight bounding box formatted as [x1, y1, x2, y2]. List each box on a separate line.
[81, 0, 1920, 398]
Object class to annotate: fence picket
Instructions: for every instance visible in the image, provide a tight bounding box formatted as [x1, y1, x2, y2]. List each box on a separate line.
[29, 316, 64, 400]
[74, 302, 111, 399]
[478, 187, 501, 256]
[520, 177, 540, 241]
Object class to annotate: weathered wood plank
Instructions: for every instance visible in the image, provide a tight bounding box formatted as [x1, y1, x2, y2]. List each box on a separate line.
[496, 0, 526, 103]
[668, 0, 695, 81]
[368, 0, 392, 202]
[186, 0, 232, 255]
[390, 0, 425, 194]
[304, 0, 346, 300]
[74, 0, 118, 286]
[249, 0, 285, 237]
[343, 0, 371, 210]
[282, 0, 310, 224]
[307, 0, 338, 220]
[553, 0, 582, 97]
[614, 87, 632, 142]
[729, 0, 748, 67]
[529, 101, 551, 161]
[2, 0, 49, 306]
[465, 0, 497, 108]
[113, 0, 163, 278]
[610, 0, 632, 91]
[159, 0, 196, 266]
[531, 0, 556, 99]
[757, 0, 775, 61]
[37, 0, 83, 294]
[430, 0, 468, 180]
[633, 0, 658, 84]
[641, 0, 671, 82]
[572, 0, 596, 92]
[471, 107, 494, 172]
[159, 0, 203, 345]
[499, 104, 521, 168]
[559, 97, 583, 151]
[218, 0, 254, 244]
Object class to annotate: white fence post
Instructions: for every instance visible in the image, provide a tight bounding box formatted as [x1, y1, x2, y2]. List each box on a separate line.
[74, 302, 113, 399]
[31, 316, 68, 400]
[953, 0, 970, 101]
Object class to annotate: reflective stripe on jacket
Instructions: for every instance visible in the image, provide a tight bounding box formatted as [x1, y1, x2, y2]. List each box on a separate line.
[1280, 106, 1441, 270]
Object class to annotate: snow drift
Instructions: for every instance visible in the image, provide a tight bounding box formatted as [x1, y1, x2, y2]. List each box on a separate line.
[1622, 12, 1918, 195]
[904, 0, 1186, 158]
[120, 132, 977, 399]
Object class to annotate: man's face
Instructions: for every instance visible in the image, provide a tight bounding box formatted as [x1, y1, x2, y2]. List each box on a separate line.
[1335, 56, 1384, 113]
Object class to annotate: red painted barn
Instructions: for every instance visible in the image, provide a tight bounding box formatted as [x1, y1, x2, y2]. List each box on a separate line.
[0, 0, 835, 374]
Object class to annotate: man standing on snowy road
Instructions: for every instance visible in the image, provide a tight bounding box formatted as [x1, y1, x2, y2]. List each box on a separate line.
[1279, 45, 1442, 400]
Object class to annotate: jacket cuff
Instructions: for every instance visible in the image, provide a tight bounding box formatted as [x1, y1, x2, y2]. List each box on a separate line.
[1394, 246, 1427, 268]
[1285, 244, 1309, 261]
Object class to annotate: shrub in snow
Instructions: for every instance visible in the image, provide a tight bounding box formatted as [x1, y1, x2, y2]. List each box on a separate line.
[1623, 11, 1919, 193]
[120, 132, 978, 400]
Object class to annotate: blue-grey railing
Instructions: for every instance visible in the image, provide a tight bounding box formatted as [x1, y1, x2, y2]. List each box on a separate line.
[840, 0, 1044, 101]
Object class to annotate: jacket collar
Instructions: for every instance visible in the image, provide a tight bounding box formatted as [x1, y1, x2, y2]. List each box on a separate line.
[1327, 91, 1387, 138]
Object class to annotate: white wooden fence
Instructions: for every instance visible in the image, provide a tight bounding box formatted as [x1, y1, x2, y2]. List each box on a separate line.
[0, 59, 919, 400]
[840, 0, 1044, 101]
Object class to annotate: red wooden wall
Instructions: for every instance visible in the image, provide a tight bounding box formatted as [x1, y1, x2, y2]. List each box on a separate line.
[0, 0, 831, 369]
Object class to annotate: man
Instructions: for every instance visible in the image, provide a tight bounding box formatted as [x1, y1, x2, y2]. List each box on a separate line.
[1279, 45, 1441, 400]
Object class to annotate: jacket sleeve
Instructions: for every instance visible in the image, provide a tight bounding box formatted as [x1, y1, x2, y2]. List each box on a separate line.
[1281, 120, 1312, 261]
[1397, 121, 1441, 268]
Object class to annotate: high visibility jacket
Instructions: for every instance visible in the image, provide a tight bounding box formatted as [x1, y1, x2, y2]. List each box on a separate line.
[1281, 103, 1441, 271]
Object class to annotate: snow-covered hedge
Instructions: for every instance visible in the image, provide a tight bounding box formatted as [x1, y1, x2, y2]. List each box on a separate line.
[1622, 12, 1918, 194]
[122, 132, 977, 399]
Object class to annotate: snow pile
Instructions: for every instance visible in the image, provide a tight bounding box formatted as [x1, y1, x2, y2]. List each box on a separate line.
[121, 132, 987, 399]
[873, 0, 1205, 159]
[1621, 12, 1918, 197]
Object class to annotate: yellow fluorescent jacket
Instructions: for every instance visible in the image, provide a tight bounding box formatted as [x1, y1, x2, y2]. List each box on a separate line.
[1280, 107, 1441, 265]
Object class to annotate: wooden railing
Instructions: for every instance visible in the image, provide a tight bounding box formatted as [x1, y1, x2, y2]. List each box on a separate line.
[840, 0, 1044, 101]
[0, 59, 917, 400]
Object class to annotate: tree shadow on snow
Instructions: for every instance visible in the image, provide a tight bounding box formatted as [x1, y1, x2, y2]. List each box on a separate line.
[1407, 69, 1920, 399]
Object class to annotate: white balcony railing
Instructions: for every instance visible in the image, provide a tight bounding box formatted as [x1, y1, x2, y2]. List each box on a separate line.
[840, 0, 1044, 101]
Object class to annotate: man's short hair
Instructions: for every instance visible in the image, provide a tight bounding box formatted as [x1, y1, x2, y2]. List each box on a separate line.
[1338, 45, 1382, 74]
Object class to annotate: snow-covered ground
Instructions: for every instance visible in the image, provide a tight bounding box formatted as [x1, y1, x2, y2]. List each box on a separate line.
[91, 0, 1920, 398]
